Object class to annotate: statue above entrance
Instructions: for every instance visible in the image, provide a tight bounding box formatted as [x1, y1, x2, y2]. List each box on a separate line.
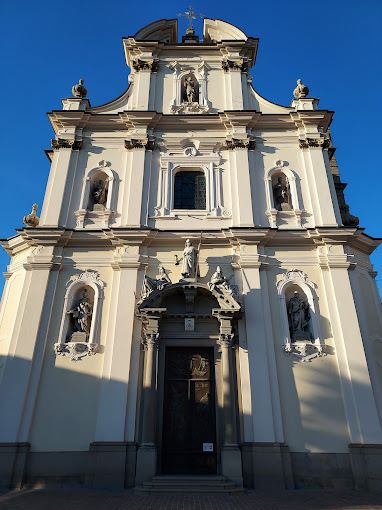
[178, 239, 198, 280]
[139, 267, 172, 304]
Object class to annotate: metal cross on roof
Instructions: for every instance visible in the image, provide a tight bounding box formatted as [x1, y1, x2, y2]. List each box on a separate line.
[178, 5, 205, 30]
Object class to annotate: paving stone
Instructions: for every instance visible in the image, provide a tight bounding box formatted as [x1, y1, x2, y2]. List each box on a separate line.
[0, 489, 382, 510]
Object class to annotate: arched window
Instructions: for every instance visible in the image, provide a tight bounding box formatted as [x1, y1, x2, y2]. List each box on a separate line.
[174, 171, 206, 210]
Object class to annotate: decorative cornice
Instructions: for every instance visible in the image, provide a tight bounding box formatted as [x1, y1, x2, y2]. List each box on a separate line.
[51, 138, 82, 151]
[132, 59, 159, 72]
[221, 59, 248, 73]
[299, 137, 330, 149]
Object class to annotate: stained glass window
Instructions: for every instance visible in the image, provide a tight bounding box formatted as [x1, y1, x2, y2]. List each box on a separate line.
[174, 171, 206, 210]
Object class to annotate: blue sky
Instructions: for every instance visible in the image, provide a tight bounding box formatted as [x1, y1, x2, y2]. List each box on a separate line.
[0, 0, 381, 294]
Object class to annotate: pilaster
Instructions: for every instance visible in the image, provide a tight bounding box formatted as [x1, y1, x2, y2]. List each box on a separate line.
[238, 245, 280, 443]
[40, 141, 81, 227]
[94, 250, 142, 441]
[298, 136, 338, 226]
[227, 140, 254, 227]
[123, 142, 147, 227]
[319, 245, 382, 444]
[0, 250, 58, 443]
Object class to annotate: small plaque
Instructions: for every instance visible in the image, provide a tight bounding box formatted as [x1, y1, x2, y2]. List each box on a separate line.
[185, 318, 195, 331]
[203, 442, 213, 452]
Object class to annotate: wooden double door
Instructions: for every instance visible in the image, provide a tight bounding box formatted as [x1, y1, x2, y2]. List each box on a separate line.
[162, 347, 217, 474]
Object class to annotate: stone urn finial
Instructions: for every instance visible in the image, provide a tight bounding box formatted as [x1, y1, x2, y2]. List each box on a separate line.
[23, 203, 40, 227]
[71, 79, 87, 98]
[293, 79, 309, 99]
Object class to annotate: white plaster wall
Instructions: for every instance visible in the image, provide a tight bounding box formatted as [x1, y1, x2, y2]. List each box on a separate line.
[264, 254, 350, 452]
[0, 271, 26, 382]
[29, 260, 114, 451]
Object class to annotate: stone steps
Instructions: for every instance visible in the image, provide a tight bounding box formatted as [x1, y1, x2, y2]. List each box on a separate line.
[135, 475, 244, 493]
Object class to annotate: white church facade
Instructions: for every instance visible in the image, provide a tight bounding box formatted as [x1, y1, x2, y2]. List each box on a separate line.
[1, 17, 382, 491]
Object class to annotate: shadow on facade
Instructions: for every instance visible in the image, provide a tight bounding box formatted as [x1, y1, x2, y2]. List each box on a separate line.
[1, 322, 382, 493]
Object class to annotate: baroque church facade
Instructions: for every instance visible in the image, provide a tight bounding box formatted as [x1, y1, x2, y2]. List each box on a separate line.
[1, 17, 382, 491]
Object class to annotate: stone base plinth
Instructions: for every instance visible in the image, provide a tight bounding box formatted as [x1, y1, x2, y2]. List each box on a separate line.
[221, 445, 243, 487]
[349, 443, 382, 492]
[135, 445, 157, 485]
[87, 442, 136, 489]
[241, 442, 293, 490]
[0, 442, 30, 489]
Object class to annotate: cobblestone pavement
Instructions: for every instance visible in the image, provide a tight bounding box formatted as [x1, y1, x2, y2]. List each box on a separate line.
[1, 489, 382, 510]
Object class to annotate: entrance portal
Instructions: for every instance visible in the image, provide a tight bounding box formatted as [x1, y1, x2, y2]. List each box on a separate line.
[162, 347, 217, 474]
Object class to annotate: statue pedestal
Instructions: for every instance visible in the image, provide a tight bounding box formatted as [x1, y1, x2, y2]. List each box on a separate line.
[70, 332, 88, 342]
[93, 204, 105, 212]
[179, 277, 197, 283]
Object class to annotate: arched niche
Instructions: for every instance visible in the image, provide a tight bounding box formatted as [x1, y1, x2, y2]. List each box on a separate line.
[170, 64, 211, 114]
[264, 161, 304, 228]
[54, 270, 104, 361]
[75, 164, 116, 229]
[277, 269, 325, 361]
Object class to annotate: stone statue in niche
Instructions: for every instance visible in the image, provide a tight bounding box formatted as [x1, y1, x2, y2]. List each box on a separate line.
[180, 239, 198, 279]
[67, 289, 93, 341]
[183, 75, 198, 103]
[287, 291, 312, 342]
[208, 266, 234, 295]
[91, 179, 108, 210]
[141, 267, 172, 301]
[273, 176, 292, 211]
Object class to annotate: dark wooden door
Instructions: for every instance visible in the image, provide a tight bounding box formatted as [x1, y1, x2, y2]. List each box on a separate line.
[162, 347, 216, 474]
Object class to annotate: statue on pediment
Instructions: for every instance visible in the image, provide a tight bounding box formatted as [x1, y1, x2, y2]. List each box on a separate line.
[208, 266, 233, 295]
[140, 267, 172, 302]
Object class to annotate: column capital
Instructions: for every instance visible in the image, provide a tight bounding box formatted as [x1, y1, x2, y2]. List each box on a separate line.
[51, 138, 82, 151]
[299, 137, 330, 149]
[218, 333, 235, 349]
[142, 332, 159, 350]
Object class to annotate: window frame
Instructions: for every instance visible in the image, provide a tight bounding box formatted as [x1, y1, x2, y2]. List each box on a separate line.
[173, 169, 207, 211]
